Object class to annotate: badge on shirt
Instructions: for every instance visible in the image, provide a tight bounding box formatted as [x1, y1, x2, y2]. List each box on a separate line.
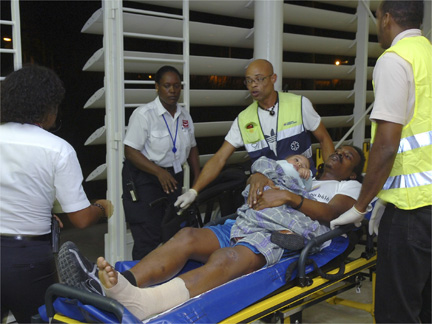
[173, 159, 182, 174]
[182, 120, 189, 129]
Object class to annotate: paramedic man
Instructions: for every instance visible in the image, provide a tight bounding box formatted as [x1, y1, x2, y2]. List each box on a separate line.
[0, 65, 113, 324]
[122, 65, 200, 260]
[175, 59, 334, 211]
[94, 145, 364, 321]
[330, 1, 431, 322]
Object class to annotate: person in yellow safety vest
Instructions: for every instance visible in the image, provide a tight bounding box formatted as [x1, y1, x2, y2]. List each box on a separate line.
[175, 59, 334, 212]
[330, 1, 431, 322]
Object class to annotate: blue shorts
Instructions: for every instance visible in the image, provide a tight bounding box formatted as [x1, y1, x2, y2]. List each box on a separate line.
[207, 219, 260, 255]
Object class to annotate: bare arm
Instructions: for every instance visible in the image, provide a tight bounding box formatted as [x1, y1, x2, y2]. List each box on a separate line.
[187, 146, 201, 186]
[354, 120, 402, 212]
[125, 145, 178, 194]
[312, 121, 335, 161]
[192, 141, 236, 193]
[67, 199, 112, 229]
[254, 189, 356, 225]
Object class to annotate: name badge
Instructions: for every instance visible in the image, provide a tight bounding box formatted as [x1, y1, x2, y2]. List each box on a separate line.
[173, 159, 182, 174]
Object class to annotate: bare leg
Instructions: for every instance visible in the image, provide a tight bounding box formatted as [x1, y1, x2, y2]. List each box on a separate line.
[179, 245, 266, 297]
[130, 227, 221, 287]
[97, 245, 265, 319]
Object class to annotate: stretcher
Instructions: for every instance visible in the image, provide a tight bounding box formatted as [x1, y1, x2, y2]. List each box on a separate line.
[35, 219, 377, 323]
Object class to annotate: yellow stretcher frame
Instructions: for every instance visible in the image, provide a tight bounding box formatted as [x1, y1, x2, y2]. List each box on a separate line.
[52, 314, 85, 323]
[222, 255, 377, 323]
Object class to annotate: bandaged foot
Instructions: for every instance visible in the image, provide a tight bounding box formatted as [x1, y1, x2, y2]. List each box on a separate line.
[270, 230, 305, 250]
[97, 257, 190, 320]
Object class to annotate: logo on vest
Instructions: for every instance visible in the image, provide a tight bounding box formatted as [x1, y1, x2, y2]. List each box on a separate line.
[245, 122, 257, 133]
[291, 141, 300, 151]
[283, 121, 297, 127]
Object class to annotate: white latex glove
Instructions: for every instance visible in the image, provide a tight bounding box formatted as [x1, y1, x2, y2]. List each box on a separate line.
[330, 205, 372, 230]
[174, 189, 198, 214]
[369, 199, 387, 236]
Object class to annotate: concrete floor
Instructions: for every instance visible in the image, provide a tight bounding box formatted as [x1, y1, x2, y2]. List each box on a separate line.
[58, 219, 107, 263]
[299, 279, 374, 323]
[53, 220, 375, 323]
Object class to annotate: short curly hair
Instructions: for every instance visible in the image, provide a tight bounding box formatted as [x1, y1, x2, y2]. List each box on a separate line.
[154, 65, 181, 84]
[1, 64, 65, 124]
[381, 0, 424, 29]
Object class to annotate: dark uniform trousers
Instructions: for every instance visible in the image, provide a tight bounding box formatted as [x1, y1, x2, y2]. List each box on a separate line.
[122, 160, 183, 260]
[1, 239, 56, 324]
[375, 204, 431, 323]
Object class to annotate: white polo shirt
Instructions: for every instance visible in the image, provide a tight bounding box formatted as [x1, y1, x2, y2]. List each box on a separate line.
[124, 96, 197, 168]
[0, 123, 90, 235]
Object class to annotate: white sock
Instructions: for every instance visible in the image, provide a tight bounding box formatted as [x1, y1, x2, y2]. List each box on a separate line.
[103, 274, 190, 320]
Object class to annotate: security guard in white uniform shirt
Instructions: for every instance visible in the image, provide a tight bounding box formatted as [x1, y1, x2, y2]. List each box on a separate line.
[122, 66, 200, 260]
[0, 65, 112, 324]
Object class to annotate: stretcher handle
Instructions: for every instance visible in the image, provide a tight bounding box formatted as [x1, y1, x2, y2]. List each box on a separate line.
[297, 224, 356, 287]
[45, 283, 126, 322]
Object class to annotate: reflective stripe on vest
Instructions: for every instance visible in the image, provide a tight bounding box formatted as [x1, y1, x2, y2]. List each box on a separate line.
[383, 170, 432, 191]
[244, 139, 267, 153]
[398, 130, 432, 154]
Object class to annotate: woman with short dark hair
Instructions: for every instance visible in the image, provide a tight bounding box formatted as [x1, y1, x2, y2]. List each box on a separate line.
[122, 65, 200, 260]
[0, 65, 112, 323]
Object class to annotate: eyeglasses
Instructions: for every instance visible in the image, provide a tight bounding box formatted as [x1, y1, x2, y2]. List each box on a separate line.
[244, 74, 273, 86]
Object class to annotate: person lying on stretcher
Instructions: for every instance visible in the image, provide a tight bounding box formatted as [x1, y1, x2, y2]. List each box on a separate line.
[61, 145, 366, 321]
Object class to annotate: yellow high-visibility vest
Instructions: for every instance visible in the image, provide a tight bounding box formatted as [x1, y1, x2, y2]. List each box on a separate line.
[371, 36, 432, 209]
[238, 92, 312, 164]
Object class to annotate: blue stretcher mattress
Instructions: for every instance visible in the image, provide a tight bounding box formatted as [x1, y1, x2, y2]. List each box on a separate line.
[39, 236, 349, 324]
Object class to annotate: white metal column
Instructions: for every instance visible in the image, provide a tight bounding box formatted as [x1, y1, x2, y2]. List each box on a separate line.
[182, 0, 191, 189]
[0, 0, 22, 80]
[103, 0, 127, 263]
[253, 0, 283, 91]
[352, 0, 371, 148]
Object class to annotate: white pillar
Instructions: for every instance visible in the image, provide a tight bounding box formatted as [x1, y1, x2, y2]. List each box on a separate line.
[182, 0, 191, 190]
[352, 0, 370, 148]
[11, 0, 22, 70]
[103, 0, 127, 263]
[253, 0, 283, 91]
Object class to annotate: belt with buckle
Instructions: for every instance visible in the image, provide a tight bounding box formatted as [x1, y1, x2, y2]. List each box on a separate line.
[1, 233, 51, 241]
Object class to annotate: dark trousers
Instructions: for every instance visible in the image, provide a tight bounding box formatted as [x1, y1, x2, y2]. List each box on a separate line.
[122, 160, 183, 260]
[375, 204, 431, 323]
[1, 238, 57, 324]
